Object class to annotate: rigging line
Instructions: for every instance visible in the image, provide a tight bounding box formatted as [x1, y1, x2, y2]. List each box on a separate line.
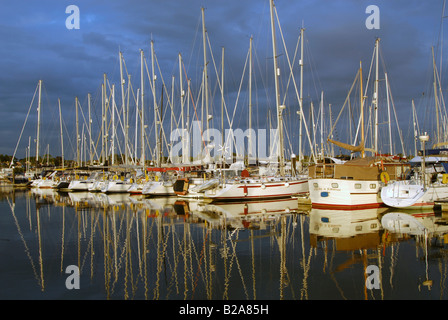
[76, 97, 101, 162]
[327, 70, 359, 140]
[154, 53, 180, 131]
[387, 80, 407, 157]
[206, 33, 246, 153]
[222, 49, 250, 157]
[182, 60, 210, 157]
[105, 85, 125, 164]
[304, 35, 324, 103]
[274, 6, 316, 162]
[10, 83, 39, 168]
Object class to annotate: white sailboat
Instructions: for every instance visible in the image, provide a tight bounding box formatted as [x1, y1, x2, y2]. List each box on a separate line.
[34, 171, 58, 189]
[101, 173, 133, 194]
[203, 0, 309, 201]
[381, 135, 448, 209]
[381, 47, 448, 210]
[67, 172, 99, 191]
[308, 39, 408, 209]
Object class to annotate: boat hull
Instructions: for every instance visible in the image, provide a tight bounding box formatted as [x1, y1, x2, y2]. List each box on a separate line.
[204, 178, 308, 201]
[309, 178, 383, 210]
[381, 180, 448, 209]
[101, 181, 131, 193]
[142, 181, 175, 196]
[68, 180, 94, 191]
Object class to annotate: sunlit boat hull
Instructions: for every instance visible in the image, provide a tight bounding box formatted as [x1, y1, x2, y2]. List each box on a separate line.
[309, 178, 383, 210]
[204, 178, 308, 201]
[381, 180, 448, 209]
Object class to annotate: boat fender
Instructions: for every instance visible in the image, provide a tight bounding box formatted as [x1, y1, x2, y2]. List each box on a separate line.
[443, 174, 448, 184]
[380, 171, 390, 184]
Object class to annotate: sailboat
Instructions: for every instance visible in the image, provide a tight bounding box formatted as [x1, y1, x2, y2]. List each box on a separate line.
[67, 171, 101, 191]
[202, 0, 309, 201]
[381, 45, 448, 210]
[308, 39, 409, 210]
[380, 134, 448, 209]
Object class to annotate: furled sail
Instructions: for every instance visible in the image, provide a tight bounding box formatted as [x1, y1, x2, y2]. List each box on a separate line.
[327, 138, 364, 153]
[432, 142, 448, 148]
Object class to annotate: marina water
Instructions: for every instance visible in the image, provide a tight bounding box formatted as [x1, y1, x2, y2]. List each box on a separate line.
[1, 187, 447, 300]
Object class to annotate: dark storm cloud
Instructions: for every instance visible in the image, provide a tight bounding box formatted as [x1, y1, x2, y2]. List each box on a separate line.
[0, 0, 446, 159]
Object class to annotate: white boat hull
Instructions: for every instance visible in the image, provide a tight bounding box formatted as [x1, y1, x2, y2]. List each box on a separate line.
[204, 178, 308, 201]
[309, 178, 383, 210]
[89, 180, 106, 192]
[37, 179, 56, 189]
[101, 180, 132, 193]
[141, 181, 175, 196]
[381, 180, 448, 209]
[68, 180, 94, 191]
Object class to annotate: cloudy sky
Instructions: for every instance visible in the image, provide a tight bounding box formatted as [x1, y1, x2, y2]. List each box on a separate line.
[0, 0, 446, 162]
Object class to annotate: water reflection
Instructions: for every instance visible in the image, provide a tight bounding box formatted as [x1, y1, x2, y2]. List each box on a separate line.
[2, 187, 448, 300]
[381, 209, 448, 291]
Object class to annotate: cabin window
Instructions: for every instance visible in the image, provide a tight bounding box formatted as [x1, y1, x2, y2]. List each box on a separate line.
[313, 183, 318, 189]
[370, 184, 376, 189]
[331, 183, 339, 188]
[355, 183, 362, 189]
[355, 225, 363, 232]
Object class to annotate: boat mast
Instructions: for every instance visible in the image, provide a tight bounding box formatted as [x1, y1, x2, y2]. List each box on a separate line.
[111, 84, 115, 166]
[412, 99, 418, 156]
[103, 73, 108, 165]
[202, 7, 210, 146]
[269, 0, 285, 175]
[374, 38, 380, 154]
[140, 49, 145, 166]
[248, 36, 253, 164]
[88, 93, 93, 164]
[119, 51, 128, 165]
[221, 47, 225, 162]
[299, 27, 304, 169]
[385, 72, 393, 155]
[76, 96, 80, 166]
[432, 46, 441, 145]
[179, 53, 189, 164]
[320, 91, 324, 160]
[58, 98, 64, 169]
[360, 61, 365, 158]
[151, 40, 161, 167]
[36, 79, 42, 165]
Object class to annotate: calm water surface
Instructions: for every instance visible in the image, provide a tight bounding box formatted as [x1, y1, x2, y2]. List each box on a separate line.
[1, 187, 447, 300]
